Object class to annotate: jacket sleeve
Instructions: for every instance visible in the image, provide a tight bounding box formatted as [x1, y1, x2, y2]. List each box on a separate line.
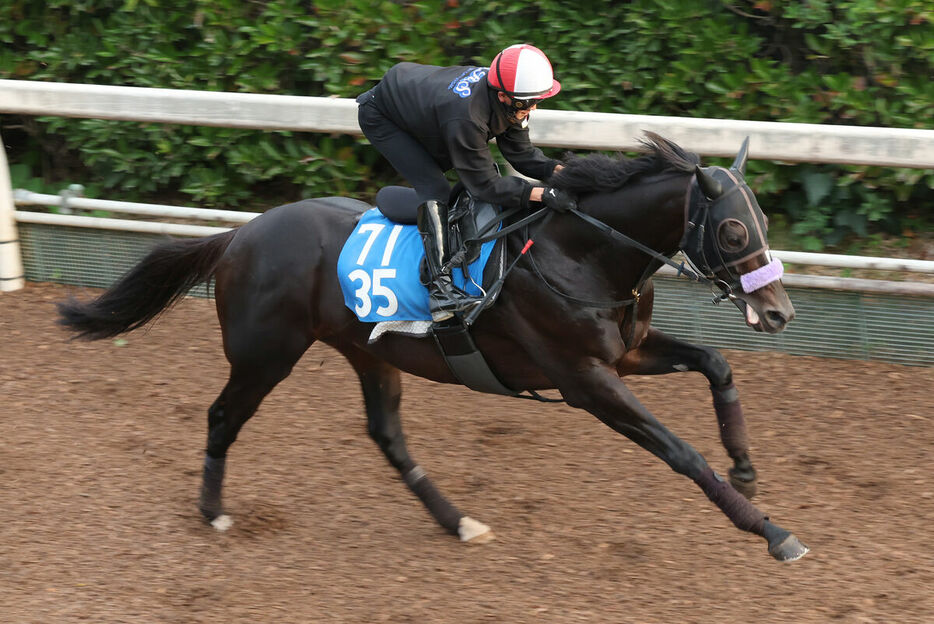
[495, 122, 560, 182]
[443, 118, 534, 209]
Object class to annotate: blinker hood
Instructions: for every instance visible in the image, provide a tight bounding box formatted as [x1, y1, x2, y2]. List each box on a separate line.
[683, 138, 769, 277]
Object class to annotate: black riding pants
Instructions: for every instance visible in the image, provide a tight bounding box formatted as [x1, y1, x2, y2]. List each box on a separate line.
[357, 90, 452, 205]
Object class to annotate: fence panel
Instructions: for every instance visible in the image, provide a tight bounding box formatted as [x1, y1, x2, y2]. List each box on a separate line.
[18, 222, 933, 366]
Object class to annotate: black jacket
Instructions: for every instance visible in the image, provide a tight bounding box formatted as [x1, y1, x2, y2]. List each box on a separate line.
[371, 62, 559, 208]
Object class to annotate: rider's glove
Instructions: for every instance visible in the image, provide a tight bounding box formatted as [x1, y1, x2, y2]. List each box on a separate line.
[541, 187, 577, 213]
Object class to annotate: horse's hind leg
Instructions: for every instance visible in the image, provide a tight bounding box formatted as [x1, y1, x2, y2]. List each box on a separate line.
[343, 346, 493, 543]
[618, 327, 758, 498]
[199, 333, 311, 530]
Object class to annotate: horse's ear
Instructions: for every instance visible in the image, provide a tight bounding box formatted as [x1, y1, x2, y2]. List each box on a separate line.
[731, 136, 750, 176]
[695, 165, 723, 200]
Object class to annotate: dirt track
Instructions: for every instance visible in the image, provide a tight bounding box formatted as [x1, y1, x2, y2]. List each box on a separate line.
[2, 281, 933, 623]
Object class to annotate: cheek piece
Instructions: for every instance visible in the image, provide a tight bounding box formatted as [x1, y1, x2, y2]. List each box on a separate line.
[739, 258, 784, 293]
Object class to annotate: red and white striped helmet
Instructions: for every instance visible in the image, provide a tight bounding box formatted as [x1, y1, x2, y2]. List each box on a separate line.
[488, 44, 561, 100]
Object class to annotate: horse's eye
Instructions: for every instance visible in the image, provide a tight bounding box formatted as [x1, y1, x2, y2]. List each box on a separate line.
[717, 219, 748, 253]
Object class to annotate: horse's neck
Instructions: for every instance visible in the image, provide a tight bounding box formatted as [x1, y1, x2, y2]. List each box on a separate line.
[585, 172, 690, 254]
[527, 173, 690, 304]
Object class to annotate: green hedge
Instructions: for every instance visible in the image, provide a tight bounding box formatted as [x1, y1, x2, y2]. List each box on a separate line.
[2, 0, 932, 249]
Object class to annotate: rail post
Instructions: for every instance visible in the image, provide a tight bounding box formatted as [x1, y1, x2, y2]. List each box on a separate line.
[0, 130, 25, 292]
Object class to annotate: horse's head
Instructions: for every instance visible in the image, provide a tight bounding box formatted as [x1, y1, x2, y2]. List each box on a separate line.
[682, 139, 794, 334]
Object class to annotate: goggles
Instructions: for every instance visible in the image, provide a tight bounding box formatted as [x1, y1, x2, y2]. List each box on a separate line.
[507, 96, 539, 111]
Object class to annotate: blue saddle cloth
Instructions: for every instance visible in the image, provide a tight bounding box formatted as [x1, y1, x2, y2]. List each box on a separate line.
[337, 208, 498, 322]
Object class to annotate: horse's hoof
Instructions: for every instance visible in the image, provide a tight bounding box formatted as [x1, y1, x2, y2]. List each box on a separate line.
[768, 534, 809, 561]
[728, 467, 757, 499]
[201, 506, 233, 532]
[458, 516, 494, 543]
[209, 514, 233, 532]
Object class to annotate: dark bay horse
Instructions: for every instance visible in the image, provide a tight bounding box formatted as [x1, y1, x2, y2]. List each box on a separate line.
[58, 133, 808, 561]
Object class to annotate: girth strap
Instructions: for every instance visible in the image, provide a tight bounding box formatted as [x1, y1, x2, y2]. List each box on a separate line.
[432, 321, 564, 402]
[432, 323, 517, 396]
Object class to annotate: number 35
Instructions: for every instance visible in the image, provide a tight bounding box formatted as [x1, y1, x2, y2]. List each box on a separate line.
[348, 222, 403, 317]
[348, 267, 398, 317]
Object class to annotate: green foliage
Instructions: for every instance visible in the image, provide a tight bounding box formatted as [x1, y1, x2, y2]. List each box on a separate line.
[1, 0, 932, 248]
[0, 0, 449, 206]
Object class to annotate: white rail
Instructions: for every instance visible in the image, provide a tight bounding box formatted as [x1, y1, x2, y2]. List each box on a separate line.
[13, 190, 258, 223]
[14, 210, 231, 237]
[2, 79, 934, 168]
[769, 251, 934, 274]
[654, 266, 934, 297]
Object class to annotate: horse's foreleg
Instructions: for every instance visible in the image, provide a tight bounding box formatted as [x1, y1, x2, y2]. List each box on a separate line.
[347, 350, 493, 543]
[618, 328, 757, 498]
[710, 382, 757, 498]
[560, 362, 806, 561]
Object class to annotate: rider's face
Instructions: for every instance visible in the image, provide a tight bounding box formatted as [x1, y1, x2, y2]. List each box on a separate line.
[497, 92, 539, 122]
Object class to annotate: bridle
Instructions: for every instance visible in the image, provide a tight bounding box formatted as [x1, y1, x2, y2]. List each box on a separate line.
[682, 163, 788, 298]
[519, 170, 781, 348]
[678, 170, 777, 304]
[461, 143, 784, 345]
[465, 169, 778, 311]
[531, 170, 778, 309]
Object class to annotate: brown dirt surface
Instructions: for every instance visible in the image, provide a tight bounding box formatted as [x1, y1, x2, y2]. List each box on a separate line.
[2, 281, 933, 624]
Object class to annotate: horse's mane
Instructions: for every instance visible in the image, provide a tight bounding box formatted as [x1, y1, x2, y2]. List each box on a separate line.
[550, 131, 700, 195]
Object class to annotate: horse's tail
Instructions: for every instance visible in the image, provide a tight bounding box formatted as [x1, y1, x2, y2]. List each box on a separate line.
[57, 229, 237, 340]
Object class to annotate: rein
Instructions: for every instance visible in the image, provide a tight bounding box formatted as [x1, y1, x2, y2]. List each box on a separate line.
[458, 176, 748, 349]
[464, 199, 714, 306]
[523, 177, 740, 311]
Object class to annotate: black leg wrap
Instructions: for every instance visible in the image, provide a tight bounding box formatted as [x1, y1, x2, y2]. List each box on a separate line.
[712, 382, 750, 459]
[199, 454, 226, 519]
[694, 466, 765, 534]
[403, 465, 463, 534]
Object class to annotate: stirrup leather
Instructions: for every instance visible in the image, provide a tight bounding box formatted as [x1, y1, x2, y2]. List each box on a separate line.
[417, 200, 480, 321]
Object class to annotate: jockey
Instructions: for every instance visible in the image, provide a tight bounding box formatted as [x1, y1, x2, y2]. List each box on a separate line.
[357, 44, 577, 322]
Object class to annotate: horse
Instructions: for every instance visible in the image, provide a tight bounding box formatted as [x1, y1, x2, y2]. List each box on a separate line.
[57, 132, 808, 561]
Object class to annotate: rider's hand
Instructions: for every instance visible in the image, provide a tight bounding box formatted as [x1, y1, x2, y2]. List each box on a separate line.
[541, 187, 577, 213]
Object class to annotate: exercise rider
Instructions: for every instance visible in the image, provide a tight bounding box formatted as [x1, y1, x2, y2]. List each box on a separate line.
[356, 44, 576, 321]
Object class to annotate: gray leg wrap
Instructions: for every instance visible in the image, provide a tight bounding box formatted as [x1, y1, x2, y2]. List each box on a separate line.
[403, 465, 463, 533]
[199, 454, 226, 519]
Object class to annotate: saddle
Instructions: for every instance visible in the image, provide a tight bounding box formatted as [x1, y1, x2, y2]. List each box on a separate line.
[375, 184, 507, 289]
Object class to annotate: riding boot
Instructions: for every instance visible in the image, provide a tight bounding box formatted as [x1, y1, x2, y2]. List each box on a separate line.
[417, 200, 477, 322]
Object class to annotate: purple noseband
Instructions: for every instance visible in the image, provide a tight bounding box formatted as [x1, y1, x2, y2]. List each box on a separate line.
[740, 258, 783, 293]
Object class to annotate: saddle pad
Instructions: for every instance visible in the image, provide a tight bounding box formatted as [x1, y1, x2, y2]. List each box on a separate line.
[337, 208, 498, 322]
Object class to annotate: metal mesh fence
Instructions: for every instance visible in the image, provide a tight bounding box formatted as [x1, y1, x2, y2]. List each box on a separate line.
[651, 279, 934, 365]
[20, 222, 214, 298]
[18, 222, 933, 366]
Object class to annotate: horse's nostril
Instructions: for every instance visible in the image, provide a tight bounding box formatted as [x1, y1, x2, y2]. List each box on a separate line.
[767, 310, 786, 326]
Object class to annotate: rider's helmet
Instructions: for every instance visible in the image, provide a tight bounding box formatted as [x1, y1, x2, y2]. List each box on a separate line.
[487, 44, 561, 102]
